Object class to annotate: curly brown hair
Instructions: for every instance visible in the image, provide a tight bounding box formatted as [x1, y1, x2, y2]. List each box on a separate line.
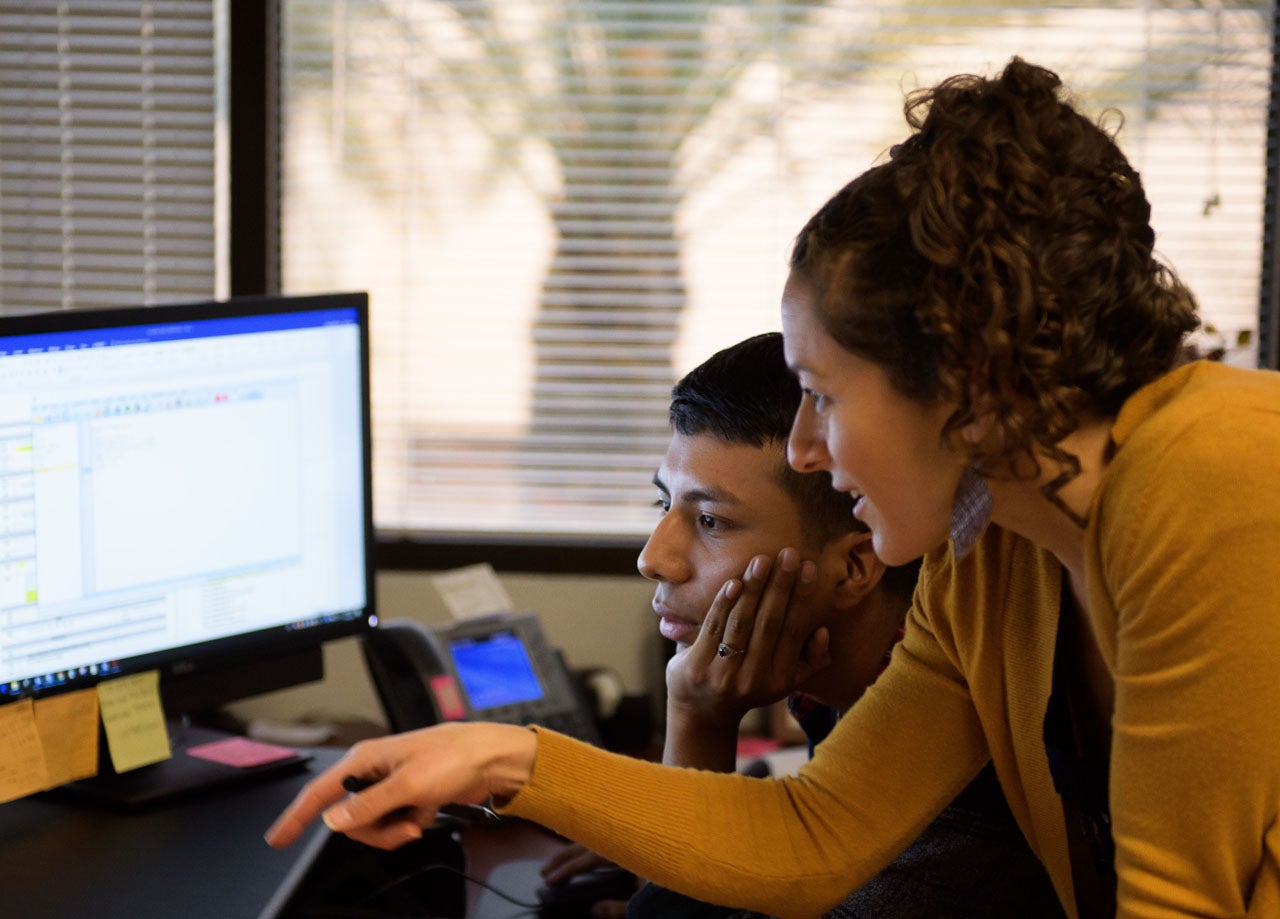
[789, 57, 1199, 500]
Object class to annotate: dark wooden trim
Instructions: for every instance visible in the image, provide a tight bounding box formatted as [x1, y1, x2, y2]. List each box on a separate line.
[375, 534, 646, 576]
[1262, 2, 1280, 370]
[228, 0, 279, 296]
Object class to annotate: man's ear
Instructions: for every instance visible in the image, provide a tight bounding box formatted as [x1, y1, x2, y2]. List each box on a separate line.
[827, 530, 886, 610]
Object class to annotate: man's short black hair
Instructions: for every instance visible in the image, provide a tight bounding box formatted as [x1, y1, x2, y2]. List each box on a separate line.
[669, 332, 920, 605]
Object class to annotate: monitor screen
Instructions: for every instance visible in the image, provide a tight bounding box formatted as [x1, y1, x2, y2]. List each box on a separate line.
[448, 631, 545, 711]
[0, 293, 374, 712]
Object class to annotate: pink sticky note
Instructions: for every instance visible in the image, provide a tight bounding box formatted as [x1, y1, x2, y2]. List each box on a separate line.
[186, 736, 298, 768]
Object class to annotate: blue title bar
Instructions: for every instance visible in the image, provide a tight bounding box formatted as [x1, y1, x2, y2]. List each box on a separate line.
[0, 307, 359, 356]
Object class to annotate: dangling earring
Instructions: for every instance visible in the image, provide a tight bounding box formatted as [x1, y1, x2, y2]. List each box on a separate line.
[950, 466, 992, 559]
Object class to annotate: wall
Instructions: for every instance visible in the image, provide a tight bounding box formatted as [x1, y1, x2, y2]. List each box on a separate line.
[227, 569, 663, 737]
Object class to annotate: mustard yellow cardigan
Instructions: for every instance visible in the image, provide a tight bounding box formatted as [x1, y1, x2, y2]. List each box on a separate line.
[504, 361, 1280, 919]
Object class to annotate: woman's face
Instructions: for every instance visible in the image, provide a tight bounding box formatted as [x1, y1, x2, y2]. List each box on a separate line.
[781, 272, 966, 566]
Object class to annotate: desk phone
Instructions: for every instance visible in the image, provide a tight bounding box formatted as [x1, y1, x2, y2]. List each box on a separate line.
[362, 613, 602, 745]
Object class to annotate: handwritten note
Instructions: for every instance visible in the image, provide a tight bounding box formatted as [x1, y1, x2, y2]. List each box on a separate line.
[0, 699, 50, 803]
[97, 671, 171, 773]
[429, 563, 514, 620]
[34, 688, 100, 786]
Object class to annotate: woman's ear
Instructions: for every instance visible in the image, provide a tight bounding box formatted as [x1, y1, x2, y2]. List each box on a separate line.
[958, 405, 997, 450]
[827, 530, 886, 610]
[958, 380, 1027, 457]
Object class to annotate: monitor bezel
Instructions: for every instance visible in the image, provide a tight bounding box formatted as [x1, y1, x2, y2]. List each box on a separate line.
[0, 291, 377, 714]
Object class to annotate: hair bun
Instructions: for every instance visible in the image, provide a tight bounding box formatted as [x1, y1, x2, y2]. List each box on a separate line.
[998, 56, 1063, 99]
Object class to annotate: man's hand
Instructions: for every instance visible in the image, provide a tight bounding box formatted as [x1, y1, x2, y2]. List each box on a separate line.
[664, 547, 831, 770]
[541, 844, 638, 918]
[542, 842, 614, 885]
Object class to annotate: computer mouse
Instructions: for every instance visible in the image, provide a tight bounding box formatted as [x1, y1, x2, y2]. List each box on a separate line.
[535, 866, 638, 918]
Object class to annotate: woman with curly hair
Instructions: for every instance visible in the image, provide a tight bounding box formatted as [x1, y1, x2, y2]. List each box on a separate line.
[268, 58, 1280, 918]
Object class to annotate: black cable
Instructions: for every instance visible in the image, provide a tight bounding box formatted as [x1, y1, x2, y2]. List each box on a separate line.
[356, 860, 541, 913]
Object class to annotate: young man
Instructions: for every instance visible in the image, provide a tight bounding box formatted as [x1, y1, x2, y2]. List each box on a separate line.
[543, 333, 1063, 918]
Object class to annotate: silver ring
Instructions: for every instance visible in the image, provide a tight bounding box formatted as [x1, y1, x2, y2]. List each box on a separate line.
[717, 642, 745, 659]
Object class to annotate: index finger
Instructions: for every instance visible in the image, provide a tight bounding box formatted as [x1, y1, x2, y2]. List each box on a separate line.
[264, 741, 394, 848]
[264, 761, 352, 848]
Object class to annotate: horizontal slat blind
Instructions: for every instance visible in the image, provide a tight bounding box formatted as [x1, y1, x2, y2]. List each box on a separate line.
[0, 1, 218, 313]
[280, 0, 1274, 542]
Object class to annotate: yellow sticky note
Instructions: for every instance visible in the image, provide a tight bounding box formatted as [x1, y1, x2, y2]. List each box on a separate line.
[0, 698, 51, 803]
[97, 671, 171, 773]
[34, 688, 101, 787]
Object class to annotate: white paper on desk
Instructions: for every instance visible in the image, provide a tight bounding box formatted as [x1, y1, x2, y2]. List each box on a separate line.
[428, 563, 514, 620]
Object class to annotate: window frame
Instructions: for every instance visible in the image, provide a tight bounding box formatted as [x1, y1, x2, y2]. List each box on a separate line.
[233, 1, 1280, 574]
[228, 0, 277, 298]
[1262, 1, 1280, 371]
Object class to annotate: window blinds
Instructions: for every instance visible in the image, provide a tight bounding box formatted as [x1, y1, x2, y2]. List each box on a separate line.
[0, 1, 219, 313]
[279, 0, 1274, 543]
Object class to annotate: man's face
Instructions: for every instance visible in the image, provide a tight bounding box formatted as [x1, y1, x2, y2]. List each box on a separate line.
[638, 431, 835, 651]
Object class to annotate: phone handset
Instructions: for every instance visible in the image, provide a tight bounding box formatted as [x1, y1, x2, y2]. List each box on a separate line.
[361, 619, 469, 731]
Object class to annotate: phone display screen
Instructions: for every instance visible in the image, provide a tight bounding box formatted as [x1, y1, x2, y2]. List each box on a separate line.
[448, 631, 544, 711]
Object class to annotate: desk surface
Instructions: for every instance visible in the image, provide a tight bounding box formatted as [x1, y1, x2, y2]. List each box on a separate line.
[0, 747, 563, 918]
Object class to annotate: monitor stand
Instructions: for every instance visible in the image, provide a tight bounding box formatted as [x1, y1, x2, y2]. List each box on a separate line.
[53, 719, 312, 809]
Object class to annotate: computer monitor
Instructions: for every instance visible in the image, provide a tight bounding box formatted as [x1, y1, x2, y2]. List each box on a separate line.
[0, 292, 375, 800]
